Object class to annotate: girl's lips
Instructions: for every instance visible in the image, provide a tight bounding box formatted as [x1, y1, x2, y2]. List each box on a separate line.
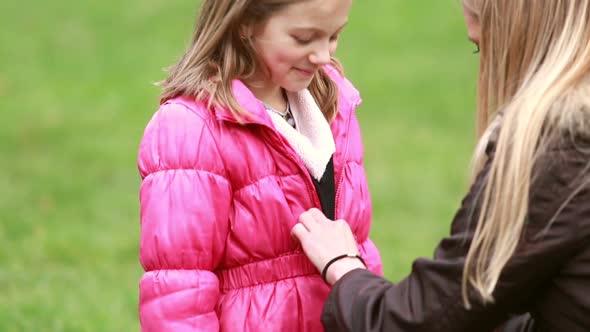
[295, 67, 315, 77]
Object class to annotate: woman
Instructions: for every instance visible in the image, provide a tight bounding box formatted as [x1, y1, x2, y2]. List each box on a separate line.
[137, 0, 382, 331]
[292, 0, 590, 331]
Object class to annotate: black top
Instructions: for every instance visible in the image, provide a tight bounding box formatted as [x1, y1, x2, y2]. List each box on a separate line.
[311, 156, 336, 220]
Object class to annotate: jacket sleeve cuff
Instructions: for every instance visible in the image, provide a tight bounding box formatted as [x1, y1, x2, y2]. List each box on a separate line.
[321, 268, 382, 331]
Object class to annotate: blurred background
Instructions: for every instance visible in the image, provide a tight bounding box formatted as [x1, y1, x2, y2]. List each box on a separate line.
[0, 0, 478, 330]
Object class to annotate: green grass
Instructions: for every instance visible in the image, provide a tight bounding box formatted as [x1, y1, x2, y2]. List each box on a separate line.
[0, 0, 478, 330]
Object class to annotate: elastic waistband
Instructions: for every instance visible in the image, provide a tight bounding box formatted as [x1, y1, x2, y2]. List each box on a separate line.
[216, 253, 318, 291]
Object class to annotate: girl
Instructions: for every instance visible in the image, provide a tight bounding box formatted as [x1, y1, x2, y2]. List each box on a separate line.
[137, 0, 382, 331]
[292, 0, 590, 331]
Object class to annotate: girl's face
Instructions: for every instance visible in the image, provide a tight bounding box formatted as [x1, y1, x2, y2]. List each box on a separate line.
[250, 0, 352, 93]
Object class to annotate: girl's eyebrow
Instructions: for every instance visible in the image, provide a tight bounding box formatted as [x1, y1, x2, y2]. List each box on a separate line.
[292, 22, 349, 34]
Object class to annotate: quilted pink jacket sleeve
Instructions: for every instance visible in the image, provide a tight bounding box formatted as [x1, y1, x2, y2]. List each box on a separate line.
[137, 102, 231, 331]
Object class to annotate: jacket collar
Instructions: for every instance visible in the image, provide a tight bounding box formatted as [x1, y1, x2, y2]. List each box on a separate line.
[268, 89, 336, 181]
[211, 80, 275, 128]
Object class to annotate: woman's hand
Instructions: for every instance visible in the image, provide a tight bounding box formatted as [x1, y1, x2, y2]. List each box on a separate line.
[291, 208, 366, 285]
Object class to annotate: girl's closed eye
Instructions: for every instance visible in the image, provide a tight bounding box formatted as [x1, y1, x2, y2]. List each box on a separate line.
[293, 35, 313, 45]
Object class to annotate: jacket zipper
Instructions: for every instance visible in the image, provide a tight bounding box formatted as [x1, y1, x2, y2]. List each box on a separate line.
[333, 101, 357, 221]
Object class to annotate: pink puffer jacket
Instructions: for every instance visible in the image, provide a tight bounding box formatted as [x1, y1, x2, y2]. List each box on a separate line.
[137, 67, 383, 331]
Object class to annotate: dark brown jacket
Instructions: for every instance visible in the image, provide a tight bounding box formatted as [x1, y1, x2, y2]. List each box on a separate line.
[322, 136, 590, 332]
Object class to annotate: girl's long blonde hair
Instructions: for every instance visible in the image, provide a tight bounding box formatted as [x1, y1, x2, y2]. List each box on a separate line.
[462, 0, 590, 307]
[159, 0, 341, 122]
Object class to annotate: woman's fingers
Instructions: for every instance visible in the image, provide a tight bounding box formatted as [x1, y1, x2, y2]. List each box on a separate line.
[291, 222, 309, 242]
[307, 208, 328, 223]
[298, 208, 324, 231]
[292, 209, 365, 282]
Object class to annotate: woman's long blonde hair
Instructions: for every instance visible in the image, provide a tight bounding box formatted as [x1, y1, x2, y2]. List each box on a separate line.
[462, 0, 590, 307]
[159, 0, 341, 122]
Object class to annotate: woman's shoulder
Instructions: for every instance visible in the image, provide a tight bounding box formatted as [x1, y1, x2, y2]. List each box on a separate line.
[528, 134, 590, 235]
[538, 134, 590, 175]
